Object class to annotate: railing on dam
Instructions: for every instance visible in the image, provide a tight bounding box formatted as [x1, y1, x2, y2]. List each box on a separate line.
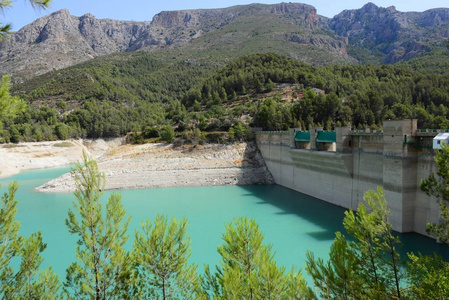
[255, 120, 449, 153]
[351, 129, 383, 134]
[416, 128, 449, 136]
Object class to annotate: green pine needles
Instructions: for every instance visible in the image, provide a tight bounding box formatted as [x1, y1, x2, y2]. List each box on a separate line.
[64, 152, 132, 299]
[306, 187, 403, 299]
[0, 181, 59, 298]
[133, 216, 201, 299]
[203, 217, 313, 299]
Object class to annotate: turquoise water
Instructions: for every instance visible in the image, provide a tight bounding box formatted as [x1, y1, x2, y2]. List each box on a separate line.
[1, 166, 448, 279]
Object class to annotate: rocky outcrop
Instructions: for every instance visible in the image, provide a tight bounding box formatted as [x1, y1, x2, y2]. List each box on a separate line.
[330, 3, 449, 63]
[0, 3, 332, 82]
[417, 8, 449, 27]
[288, 34, 348, 56]
[0, 3, 324, 82]
[0, 9, 152, 82]
[330, 3, 403, 45]
[1, 2, 449, 82]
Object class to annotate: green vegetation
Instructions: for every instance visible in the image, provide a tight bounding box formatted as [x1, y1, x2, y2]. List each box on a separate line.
[406, 142, 449, 298]
[0, 75, 26, 136]
[133, 216, 201, 299]
[421, 142, 449, 244]
[185, 53, 449, 130]
[0, 181, 59, 298]
[2, 52, 449, 144]
[400, 49, 449, 75]
[307, 187, 402, 299]
[64, 152, 133, 299]
[203, 217, 314, 299]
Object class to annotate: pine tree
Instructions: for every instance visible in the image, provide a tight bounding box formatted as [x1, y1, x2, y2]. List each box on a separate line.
[204, 217, 313, 299]
[0, 181, 59, 298]
[406, 141, 449, 298]
[133, 215, 201, 299]
[406, 252, 449, 299]
[307, 188, 403, 299]
[0, 75, 26, 130]
[343, 187, 403, 299]
[420, 142, 449, 244]
[63, 152, 133, 299]
[306, 232, 363, 299]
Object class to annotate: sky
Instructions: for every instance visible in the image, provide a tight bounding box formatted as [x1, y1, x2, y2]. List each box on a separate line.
[2, 0, 449, 32]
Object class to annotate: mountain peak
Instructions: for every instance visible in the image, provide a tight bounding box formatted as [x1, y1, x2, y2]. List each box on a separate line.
[386, 6, 397, 13]
[51, 9, 71, 17]
[361, 2, 378, 13]
[80, 13, 95, 19]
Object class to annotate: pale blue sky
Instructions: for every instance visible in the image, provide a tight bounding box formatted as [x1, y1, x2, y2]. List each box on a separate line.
[2, 0, 449, 31]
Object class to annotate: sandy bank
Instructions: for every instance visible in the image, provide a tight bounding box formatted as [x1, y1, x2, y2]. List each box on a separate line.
[22, 141, 274, 192]
[0, 138, 123, 179]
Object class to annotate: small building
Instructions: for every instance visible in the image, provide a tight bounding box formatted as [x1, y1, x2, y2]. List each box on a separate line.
[433, 132, 449, 149]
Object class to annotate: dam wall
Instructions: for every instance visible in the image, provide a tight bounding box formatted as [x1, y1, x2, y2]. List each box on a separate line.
[256, 120, 440, 235]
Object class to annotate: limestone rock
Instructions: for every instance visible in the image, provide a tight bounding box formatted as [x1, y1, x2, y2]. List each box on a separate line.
[0, 3, 330, 82]
[330, 3, 449, 63]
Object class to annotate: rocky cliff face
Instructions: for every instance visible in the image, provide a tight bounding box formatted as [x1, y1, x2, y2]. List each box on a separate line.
[0, 9, 154, 82]
[0, 3, 324, 82]
[0, 2, 448, 82]
[330, 2, 449, 63]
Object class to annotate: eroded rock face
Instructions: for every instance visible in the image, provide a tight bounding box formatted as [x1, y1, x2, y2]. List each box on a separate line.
[0, 3, 328, 82]
[1, 2, 449, 82]
[0, 9, 152, 82]
[288, 34, 348, 56]
[330, 3, 449, 63]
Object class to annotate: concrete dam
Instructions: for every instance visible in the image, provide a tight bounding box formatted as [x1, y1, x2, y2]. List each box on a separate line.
[255, 119, 444, 236]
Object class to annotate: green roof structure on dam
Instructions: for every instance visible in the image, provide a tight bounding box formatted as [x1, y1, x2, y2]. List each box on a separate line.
[295, 131, 310, 142]
[316, 131, 336, 143]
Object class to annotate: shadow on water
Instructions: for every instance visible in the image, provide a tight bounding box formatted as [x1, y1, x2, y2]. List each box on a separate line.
[241, 185, 346, 240]
[236, 142, 348, 242]
[239, 184, 449, 260]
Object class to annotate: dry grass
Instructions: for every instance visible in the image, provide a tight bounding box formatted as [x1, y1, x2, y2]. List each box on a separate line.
[53, 142, 73, 147]
[1, 144, 25, 148]
[33, 153, 56, 158]
[107, 145, 134, 158]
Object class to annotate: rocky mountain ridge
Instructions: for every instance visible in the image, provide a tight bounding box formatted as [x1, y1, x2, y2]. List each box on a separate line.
[1, 2, 449, 82]
[330, 3, 449, 63]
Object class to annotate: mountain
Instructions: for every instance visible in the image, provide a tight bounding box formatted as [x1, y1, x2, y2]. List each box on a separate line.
[0, 3, 349, 82]
[330, 3, 449, 63]
[1, 2, 449, 83]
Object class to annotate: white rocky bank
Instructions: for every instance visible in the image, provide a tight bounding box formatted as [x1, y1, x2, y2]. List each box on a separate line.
[28, 140, 274, 193]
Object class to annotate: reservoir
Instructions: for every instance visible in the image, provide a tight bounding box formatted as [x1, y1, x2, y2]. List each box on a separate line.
[0, 166, 448, 279]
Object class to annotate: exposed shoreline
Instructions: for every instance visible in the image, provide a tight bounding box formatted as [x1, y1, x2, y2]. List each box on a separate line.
[0, 139, 274, 192]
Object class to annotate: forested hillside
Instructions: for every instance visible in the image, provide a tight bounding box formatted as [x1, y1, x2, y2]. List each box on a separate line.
[185, 53, 449, 130]
[1, 53, 449, 143]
